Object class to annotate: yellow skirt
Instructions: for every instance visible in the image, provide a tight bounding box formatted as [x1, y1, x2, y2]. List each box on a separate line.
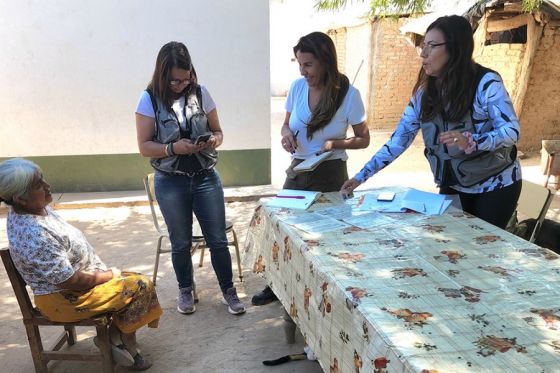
[35, 272, 163, 334]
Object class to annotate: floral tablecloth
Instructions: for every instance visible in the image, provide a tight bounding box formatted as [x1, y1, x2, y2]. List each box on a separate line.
[243, 189, 560, 373]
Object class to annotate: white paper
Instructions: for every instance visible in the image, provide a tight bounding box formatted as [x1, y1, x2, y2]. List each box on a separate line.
[357, 189, 452, 216]
[266, 189, 321, 210]
[293, 151, 333, 173]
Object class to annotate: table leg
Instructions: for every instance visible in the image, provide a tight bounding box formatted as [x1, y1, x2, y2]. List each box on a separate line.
[283, 310, 297, 344]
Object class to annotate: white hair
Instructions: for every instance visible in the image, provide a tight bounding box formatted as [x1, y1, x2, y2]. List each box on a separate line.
[0, 158, 41, 205]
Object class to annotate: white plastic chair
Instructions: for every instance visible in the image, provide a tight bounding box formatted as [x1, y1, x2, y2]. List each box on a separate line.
[541, 140, 560, 188]
[516, 180, 555, 243]
[143, 173, 243, 291]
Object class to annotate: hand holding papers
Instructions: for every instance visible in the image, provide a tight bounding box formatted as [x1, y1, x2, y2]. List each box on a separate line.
[293, 151, 333, 173]
[358, 188, 452, 215]
[266, 189, 321, 210]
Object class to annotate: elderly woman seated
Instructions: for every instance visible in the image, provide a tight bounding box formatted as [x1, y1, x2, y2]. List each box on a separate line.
[0, 158, 162, 370]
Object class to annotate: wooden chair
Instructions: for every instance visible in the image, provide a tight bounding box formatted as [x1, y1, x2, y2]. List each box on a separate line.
[0, 248, 114, 373]
[143, 173, 243, 289]
[516, 180, 555, 243]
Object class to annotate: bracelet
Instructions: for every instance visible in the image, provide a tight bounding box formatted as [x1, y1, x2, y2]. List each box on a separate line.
[164, 144, 170, 157]
[166, 142, 175, 156]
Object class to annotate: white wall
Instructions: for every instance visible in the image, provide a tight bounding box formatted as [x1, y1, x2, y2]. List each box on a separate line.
[344, 24, 371, 103]
[0, 0, 270, 156]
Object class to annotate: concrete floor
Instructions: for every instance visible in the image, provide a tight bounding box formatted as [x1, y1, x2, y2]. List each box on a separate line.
[0, 203, 324, 373]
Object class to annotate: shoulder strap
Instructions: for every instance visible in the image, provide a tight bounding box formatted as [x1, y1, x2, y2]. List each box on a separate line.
[475, 64, 496, 83]
[472, 63, 497, 108]
[146, 89, 158, 117]
[146, 89, 159, 138]
[196, 85, 204, 113]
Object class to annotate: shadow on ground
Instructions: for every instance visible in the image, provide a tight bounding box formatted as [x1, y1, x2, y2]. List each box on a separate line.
[0, 203, 323, 373]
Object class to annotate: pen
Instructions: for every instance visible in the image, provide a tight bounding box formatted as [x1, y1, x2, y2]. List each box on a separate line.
[290, 130, 300, 154]
[275, 195, 305, 199]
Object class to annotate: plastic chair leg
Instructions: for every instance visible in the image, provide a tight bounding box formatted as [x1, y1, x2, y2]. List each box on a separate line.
[231, 229, 243, 282]
[152, 236, 164, 286]
[191, 264, 199, 303]
[198, 246, 205, 267]
[545, 153, 555, 188]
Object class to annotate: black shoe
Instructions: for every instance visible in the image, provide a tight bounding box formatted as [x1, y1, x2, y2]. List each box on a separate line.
[251, 286, 278, 306]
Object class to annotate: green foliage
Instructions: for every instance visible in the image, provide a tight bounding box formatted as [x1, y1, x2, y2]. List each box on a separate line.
[315, 0, 544, 16]
[315, 0, 431, 15]
[521, 0, 543, 12]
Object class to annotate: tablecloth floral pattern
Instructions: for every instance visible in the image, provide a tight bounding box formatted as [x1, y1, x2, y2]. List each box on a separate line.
[243, 189, 560, 373]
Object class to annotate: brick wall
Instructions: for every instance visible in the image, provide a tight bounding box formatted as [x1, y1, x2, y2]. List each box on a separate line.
[332, 16, 560, 152]
[368, 18, 421, 130]
[328, 28, 347, 74]
[474, 43, 525, 104]
[518, 25, 560, 151]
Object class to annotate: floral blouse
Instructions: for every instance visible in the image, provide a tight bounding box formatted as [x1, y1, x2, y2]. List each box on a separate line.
[7, 207, 107, 295]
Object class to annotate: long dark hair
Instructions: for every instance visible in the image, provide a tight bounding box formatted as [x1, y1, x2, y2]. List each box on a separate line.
[147, 41, 198, 109]
[294, 32, 349, 140]
[413, 15, 477, 121]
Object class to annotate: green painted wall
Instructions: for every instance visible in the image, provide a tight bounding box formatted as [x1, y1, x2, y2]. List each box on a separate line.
[0, 149, 270, 192]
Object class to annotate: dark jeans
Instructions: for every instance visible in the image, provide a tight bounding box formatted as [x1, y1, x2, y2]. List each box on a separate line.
[283, 158, 348, 192]
[154, 170, 233, 292]
[440, 180, 522, 229]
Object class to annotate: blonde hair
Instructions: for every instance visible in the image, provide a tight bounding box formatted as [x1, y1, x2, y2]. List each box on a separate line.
[0, 158, 40, 205]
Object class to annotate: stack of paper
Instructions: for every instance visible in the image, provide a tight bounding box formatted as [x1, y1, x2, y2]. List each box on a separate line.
[266, 189, 321, 210]
[293, 151, 333, 173]
[358, 189, 452, 215]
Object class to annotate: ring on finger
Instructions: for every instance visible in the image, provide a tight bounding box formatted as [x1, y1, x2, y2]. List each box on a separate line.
[453, 137, 458, 143]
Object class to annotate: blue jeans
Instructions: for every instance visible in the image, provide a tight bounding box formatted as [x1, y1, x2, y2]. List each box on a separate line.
[154, 170, 233, 292]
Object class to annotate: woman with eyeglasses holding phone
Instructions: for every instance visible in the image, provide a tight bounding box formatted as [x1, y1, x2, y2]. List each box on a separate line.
[341, 15, 521, 229]
[135, 41, 245, 316]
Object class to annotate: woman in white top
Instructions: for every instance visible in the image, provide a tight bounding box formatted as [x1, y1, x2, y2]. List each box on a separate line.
[281, 31, 370, 192]
[252, 32, 370, 306]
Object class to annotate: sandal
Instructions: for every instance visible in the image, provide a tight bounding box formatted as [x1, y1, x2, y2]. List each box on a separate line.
[93, 336, 135, 367]
[131, 352, 153, 370]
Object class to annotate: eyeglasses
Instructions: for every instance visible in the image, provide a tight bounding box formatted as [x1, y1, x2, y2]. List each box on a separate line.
[169, 77, 191, 87]
[416, 41, 447, 56]
[169, 71, 192, 87]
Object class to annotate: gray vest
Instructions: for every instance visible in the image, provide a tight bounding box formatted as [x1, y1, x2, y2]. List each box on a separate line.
[148, 87, 217, 173]
[420, 111, 516, 188]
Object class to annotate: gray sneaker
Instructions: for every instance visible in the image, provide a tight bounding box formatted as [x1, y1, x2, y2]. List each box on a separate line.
[177, 286, 196, 314]
[222, 287, 246, 315]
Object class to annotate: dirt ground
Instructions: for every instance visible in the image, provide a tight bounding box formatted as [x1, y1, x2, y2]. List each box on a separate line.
[1, 107, 558, 372]
[0, 203, 323, 373]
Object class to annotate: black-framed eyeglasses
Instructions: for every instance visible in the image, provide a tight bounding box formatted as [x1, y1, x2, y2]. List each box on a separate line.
[416, 42, 447, 55]
[169, 71, 192, 87]
[169, 77, 190, 87]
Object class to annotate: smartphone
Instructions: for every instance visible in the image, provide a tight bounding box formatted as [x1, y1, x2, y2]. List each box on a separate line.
[377, 192, 396, 202]
[194, 133, 212, 145]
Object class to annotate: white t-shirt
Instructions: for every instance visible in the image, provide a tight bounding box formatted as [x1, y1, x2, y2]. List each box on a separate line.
[285, 77, 366, 160]
[135, 85, 216, 132]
